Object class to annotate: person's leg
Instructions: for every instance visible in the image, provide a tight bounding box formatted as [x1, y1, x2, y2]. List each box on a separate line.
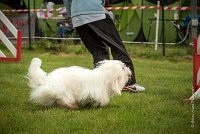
[56, 27, 63, 38]
[76, 24, 110, 66]
[87, 14, 136, 85]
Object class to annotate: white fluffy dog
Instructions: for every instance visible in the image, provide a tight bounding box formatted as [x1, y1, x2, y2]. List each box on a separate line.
[27, 58, 131, 109]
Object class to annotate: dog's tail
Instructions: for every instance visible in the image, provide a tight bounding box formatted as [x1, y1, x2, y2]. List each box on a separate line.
[27, 58, 47, 90]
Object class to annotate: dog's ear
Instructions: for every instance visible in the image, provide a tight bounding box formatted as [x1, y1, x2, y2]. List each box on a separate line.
[111, 77, 121, 95]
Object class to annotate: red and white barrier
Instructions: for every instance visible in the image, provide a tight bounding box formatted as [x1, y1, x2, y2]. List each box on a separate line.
[106, 6, 195, 11]
[1, 6, 200, 13]
[189, 36, 200, 100]
[0, 10, 22, 62]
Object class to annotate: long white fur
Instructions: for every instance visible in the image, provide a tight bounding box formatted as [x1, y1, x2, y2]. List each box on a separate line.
[27, 58, 131, 109]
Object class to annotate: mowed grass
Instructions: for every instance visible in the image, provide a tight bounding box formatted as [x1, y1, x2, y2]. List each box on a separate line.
[0, 43, 200, 133]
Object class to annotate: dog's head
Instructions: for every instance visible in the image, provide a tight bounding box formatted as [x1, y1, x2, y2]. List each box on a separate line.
[97, 60, 131, 95]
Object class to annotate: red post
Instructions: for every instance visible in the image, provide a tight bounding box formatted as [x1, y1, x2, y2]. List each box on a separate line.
[193, 37, 200, 92]
[16, 30, 22, 62]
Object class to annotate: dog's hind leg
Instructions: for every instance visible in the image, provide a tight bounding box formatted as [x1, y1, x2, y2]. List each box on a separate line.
[56, 99, 79, 109]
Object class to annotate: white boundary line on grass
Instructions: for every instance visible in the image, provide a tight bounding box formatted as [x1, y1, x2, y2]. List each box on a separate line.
[6, 36, 192, 45]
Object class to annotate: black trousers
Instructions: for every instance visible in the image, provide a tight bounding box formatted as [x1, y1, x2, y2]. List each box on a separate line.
[76, 14, 136, 85]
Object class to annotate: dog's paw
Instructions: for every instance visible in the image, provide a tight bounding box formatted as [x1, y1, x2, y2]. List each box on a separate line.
[56, 99, 79, 109]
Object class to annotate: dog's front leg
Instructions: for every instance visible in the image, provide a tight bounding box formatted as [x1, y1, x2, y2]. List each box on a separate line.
[99, 98, 110, 107]
[56, 99, 79, 109]
[92, 102, 100, 107]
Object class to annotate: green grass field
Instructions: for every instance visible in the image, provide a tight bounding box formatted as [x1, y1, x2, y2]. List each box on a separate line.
[0, 43, 200, 133]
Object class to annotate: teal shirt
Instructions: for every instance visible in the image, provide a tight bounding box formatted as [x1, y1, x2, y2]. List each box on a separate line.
[63, 0, 106, 17]
[72, 14, 106, 28]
